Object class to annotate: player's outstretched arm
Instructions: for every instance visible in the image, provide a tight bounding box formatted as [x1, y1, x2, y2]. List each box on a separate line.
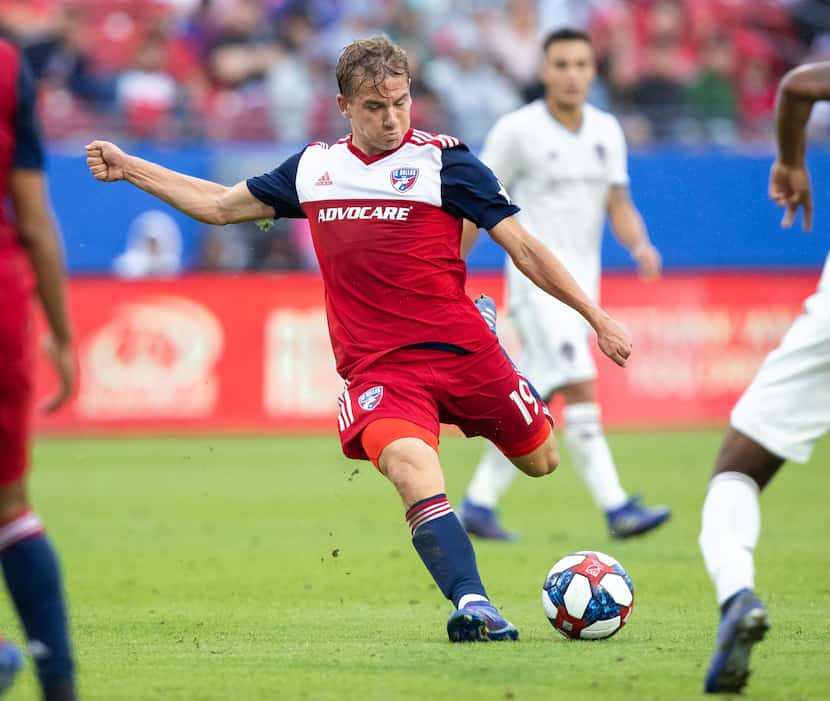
[770, 61, 830, 230]
[85, 140, 274, 225]
[9, 170, 75, 412]
[489, 215, 632, 367]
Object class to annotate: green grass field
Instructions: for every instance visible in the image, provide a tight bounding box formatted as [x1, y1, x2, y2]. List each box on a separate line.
[5, 431, 829, 700]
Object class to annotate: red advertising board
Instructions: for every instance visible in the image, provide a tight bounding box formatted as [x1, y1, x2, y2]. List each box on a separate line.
[32, 272, 819, 434]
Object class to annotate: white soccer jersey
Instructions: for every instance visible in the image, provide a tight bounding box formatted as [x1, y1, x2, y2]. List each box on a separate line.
[481, 100, 629, 309]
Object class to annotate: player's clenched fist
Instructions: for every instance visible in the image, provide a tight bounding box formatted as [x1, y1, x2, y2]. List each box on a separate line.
[595, 314, 632, 367]
[85, 140, 128, 182]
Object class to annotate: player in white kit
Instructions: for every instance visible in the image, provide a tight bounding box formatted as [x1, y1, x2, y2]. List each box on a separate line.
[460, 29, 671, 540]
[699, 61, 830, 694]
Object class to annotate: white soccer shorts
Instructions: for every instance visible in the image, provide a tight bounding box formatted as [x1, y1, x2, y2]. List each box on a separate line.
[731, 280, 830, 463]
[510, 295, 596, 400]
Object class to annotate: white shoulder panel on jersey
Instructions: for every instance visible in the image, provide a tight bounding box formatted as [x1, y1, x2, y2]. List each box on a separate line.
[295, 136, 444, 207]
[410, 128, 461, 150]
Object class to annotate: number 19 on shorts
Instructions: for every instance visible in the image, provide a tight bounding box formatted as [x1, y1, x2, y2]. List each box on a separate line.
[510, 378, 540, 425]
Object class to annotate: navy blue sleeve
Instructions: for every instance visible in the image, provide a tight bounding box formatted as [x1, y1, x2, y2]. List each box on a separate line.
[440, 144, 519, 229]
[246, 149, 306, 219]
[12, 54, 44, 170]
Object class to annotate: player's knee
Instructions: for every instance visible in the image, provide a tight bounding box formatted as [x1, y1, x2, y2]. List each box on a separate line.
[515, 438, 559, 478]
[377, 437, 443, 501]
[711, 426, 783, 489]
[538, 439, 560, 476]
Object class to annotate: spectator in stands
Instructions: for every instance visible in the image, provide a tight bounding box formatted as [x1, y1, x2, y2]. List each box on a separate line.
[116, 30, 183, 138]
[685, 32, 738, 145]
[207, 0, 278, 89]
[113, 209, 182, 278]
[735, 39, 779, 141]
[425, 23, 521, 143]
[538, 0, 615, 33]
[485, 0, 542, 97]
[21, 5, 116, 108]
[0, 0, 823, 147]
[255, 223, 303, 271]
[632, 33, 688, 142]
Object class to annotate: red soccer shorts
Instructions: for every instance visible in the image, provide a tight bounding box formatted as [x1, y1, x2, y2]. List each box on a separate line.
[337, 342, 552, 462]
[361, 418, 440, 469]
[0, 280, 32, 486]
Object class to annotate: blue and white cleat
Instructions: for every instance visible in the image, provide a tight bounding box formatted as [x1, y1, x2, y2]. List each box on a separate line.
[459, 500, 517, 541]
[606, 496, 671, 538]
[704, 589, 769, 694]
[447, 601, 519, 642]
[475, 294, 498, 334]
[0, 639, 22, 697]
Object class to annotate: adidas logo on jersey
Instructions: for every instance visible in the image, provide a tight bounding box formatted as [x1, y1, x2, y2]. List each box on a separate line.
[315, 171, 333, 186]
[317, 205, 413, 222]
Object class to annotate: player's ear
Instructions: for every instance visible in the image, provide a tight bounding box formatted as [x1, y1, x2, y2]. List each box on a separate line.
[336, 94, 351, 119]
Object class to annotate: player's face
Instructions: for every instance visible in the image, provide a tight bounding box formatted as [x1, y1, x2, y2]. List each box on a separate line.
[541, 40, 595, 109]
[338, 75, 412, 155]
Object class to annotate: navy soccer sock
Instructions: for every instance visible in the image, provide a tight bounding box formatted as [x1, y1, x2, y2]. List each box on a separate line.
[0, 512, 75, 695]
[407, 494, 488, 608]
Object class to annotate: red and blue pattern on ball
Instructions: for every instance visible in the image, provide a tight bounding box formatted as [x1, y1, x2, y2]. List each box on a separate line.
[542, 551, 634, 640]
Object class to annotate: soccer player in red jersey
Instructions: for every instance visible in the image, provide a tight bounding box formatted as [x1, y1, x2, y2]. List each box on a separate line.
[0, 40, 78, 699]
[85, 36, 631, 642]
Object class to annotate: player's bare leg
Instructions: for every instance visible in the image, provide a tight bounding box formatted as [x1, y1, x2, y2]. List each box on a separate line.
[559, 380, 671, 538]
[377, 437, 446, 509]
[700, 427, 777, 694]
[375, 435, 518, 642]
[0, 480, 77, 700]
[710, 427, 783, 489]
[506, 430, 559, 478]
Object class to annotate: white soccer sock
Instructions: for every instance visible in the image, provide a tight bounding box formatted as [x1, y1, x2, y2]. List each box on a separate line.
[457, 594, 489, 610]
[699, 471, 760, 605]
[562, 403, 628, 512]
[465, 443, 517, 508]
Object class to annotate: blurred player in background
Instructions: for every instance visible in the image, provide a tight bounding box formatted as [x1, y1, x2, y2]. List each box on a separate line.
[699, 60, 830, 694]
[460, 29, 670, 540]
[0, 40, 78, 700]
[85, 35, 632, 643]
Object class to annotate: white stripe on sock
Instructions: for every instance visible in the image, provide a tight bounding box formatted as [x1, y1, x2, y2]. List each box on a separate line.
[457, 594, 488, 610]
[0, 512, 43, 552]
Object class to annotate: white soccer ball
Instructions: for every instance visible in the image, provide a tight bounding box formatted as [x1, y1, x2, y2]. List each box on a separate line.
[541, 550, 634, 640]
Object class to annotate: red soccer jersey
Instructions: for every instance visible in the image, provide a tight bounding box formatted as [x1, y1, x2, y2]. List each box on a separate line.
[0, 39, 44, 298]
[248, 128, 519, 378]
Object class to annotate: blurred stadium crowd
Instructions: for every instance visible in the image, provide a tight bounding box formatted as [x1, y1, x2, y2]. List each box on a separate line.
[6, 0, 830, 274]
[5, 0, 830, 147]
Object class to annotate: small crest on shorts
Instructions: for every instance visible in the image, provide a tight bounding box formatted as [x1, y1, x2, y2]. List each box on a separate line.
[390, 167, 419, 193]
[358, 385, 384, 411]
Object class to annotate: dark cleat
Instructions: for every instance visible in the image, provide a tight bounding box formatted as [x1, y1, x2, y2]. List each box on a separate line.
[704, 589, 769, 694]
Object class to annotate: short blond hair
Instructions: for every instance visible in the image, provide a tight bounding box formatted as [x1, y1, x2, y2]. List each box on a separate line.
[336, 35, 410, 99]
